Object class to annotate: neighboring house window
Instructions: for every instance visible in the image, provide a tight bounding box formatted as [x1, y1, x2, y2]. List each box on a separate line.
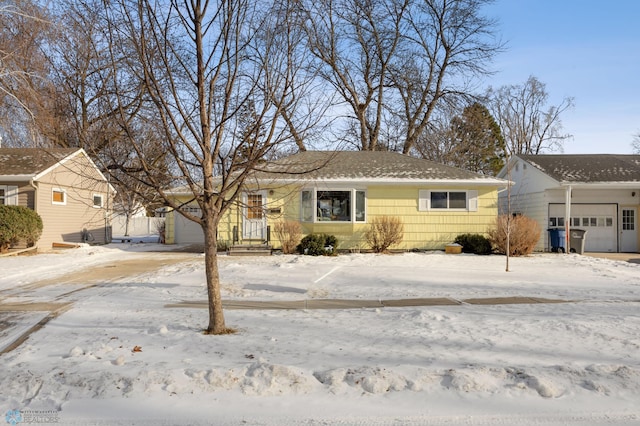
[93, 194, 104, 208]
[52, 188, 66, 205]
[0, 185, 18, 205]
[419, 190, 478, 212]
[555, 216, 614, 228]
[301, 189, 366, 223]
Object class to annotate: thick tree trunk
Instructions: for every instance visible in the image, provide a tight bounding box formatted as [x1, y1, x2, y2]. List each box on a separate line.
[202, 217, 227, 334]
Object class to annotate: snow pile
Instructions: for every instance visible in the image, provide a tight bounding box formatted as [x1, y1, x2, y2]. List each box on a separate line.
[0, 246, 639, 425]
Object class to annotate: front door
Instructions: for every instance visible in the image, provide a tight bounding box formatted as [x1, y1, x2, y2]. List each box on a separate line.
[242, 191, 267, 240]
[621, 208, 638, 252]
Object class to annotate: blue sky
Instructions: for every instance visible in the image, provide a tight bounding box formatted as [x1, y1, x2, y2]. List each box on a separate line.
[481, 0, 640, 154]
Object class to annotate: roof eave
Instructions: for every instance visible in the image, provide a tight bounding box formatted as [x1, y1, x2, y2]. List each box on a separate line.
[254, 177, 507, 186]
[0, 174, 34, 181]
[32, 148, 84, 180]
[559, 181, 640, 189]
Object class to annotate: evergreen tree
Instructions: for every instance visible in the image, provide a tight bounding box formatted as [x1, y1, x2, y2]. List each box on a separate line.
[449, 102, 505, 175]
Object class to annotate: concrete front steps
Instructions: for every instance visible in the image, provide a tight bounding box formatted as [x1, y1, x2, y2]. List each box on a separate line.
[227, 244, 272, 256]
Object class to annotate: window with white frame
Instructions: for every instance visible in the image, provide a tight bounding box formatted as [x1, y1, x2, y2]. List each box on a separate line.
[418, 190, 478, 212]
[93, 194, 104, 208]
[52, 188, 66, 205]
[0, 185, 18, 205]
[301, 189, 366, 222]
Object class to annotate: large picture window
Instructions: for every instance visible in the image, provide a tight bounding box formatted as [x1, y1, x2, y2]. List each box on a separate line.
[301, 189, 366, 223]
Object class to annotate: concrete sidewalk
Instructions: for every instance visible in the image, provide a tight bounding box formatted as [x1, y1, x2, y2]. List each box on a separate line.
[585, 252, 640, 264]
[166, 296, 569, 310]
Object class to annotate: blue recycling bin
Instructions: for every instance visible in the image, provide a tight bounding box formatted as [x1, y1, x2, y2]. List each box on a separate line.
[548, 228, 566, 253]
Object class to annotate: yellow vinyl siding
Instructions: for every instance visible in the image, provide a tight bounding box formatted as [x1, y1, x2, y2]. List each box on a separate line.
[166, 183, 500, 252]
[344, 185, 497, 250]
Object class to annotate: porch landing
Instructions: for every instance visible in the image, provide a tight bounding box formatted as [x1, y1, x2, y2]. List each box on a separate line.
[227, 244, 272, 256]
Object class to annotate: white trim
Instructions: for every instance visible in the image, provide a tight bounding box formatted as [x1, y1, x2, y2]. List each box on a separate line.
[468, 190, 478, 212]
[277, 177, 506, 186]
[419, 189, 476, 212]
[301, 188, 367, 223]
[92, 193, 104, 208]
[0, 175, 32, 181]
[0, 185, 18, 205]
[242, 190, 268, 240]
[52, 188, 67, 205]
[33, 148, 116, 193]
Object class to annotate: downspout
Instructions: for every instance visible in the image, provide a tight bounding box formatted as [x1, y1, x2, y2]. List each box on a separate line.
[29, 179, 38, 211]
[564, 185, 572, 253]
[30, 179, 39, 250]
[105, 172, 110, 243]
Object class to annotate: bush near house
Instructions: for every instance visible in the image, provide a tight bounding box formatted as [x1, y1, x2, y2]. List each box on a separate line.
[296, 234, 338, 256]
[488, 214, 541, 256]
[365, 216, 404, 253]
[274, 220, 302, 254]
[454, 233, 493, 255]
[0, 205, 43, 253]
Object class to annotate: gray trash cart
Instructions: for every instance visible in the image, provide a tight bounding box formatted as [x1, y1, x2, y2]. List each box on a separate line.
[569, 229, 587, 254]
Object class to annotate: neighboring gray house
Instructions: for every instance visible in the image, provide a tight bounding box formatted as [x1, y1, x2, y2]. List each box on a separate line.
[498, 154, 640, 253]
[0, 148, 114, 250]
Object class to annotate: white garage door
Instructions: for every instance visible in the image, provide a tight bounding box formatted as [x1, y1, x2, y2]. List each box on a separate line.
[174, 208, 205, 244]
[549, 204, 617, 252]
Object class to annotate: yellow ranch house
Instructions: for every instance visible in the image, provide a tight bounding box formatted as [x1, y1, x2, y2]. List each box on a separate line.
[164, 151, 507, 252]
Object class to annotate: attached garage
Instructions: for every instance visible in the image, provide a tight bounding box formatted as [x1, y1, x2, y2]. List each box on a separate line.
[501, 154, 640, 254]
[549, 204, 617, 252]
[174, 208, 204, 244]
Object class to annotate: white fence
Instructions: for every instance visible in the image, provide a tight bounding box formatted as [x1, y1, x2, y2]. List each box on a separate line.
[111, 215, 164, 237]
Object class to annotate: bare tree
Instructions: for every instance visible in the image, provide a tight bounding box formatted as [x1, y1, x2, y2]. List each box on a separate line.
[101, 0, 313, 334]
[632, 132, 640, 154]
[298, 0, 501, 153]
[486, 75, 574, 155]
[301, 0, 408, 151]
[0, 1, 54, 147]
[412, 101, 460, 163]
[394, 0, 502, 154]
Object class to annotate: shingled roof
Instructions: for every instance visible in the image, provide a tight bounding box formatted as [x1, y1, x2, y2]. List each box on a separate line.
[0, 148, 80, 176]
[519, 154, 640, 183]
[255, 151, 505, 183]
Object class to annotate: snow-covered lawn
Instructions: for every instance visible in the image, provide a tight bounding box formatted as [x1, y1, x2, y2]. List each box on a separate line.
[1, 244, 639, 425]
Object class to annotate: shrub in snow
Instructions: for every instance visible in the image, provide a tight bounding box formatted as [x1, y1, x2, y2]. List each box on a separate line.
[454, 233, 492, 255]
[296, 233, 338, 256]
[364, 216, 404, 253]
[0, 205, 43, 252]
[274, 220, 302, 254]
[488, 214, 541, 256]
